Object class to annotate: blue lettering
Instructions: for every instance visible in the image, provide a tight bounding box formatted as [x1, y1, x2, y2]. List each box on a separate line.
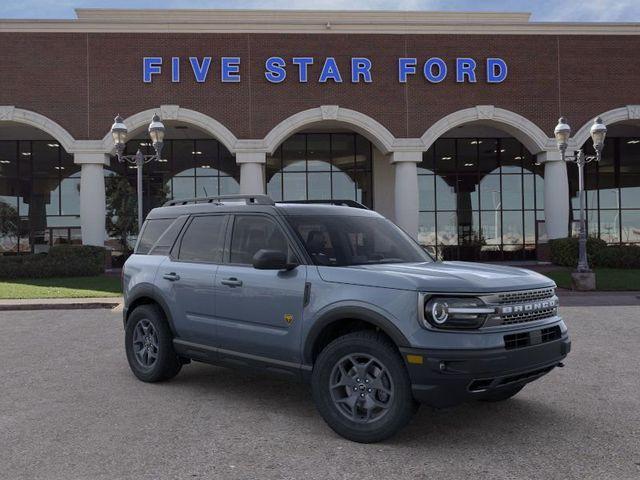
[398, 58, 417, 83]
[319, 57, 342, 83]
[456, 58, 477, 83]
[221, 57, 241, 83]
[487, 58, 508, 83]
[143, 57, 162, 83]
[189, 57, 211, 83]
[424, 57, 447, 83]
[292, 57, 314, 82]
[265, 56, 287, 83]
[171, 57, 180, 83]
[351, 57, 372, 83]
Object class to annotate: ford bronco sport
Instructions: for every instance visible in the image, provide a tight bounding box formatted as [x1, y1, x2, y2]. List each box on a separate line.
[122, 194, 570, 443]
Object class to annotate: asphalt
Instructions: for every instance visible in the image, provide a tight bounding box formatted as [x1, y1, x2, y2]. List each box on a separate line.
[1, 307, 639, 480]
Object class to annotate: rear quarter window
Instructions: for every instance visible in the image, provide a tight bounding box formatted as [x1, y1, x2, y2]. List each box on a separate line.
[136, 217, 183, 255]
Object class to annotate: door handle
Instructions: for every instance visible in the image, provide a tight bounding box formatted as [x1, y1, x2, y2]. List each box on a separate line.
[221, 277, 243, 287]
[162, 272, 181, 281]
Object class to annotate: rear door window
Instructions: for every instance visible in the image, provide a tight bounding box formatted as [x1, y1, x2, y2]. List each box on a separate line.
[229, 215, 291, 265]
[177, 215, 228, 263]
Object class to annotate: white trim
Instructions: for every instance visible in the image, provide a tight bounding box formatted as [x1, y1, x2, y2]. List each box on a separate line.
[571, 105, 640, 148]
[0, 106, 76, 153]
[2, 10, 640, 35]
[100, 105, 239, 154]
[263, 106, 397, 155]
[421, 105, 553, 154]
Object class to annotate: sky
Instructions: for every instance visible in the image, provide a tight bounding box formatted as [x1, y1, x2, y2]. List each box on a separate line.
[2, 0, 640, 22]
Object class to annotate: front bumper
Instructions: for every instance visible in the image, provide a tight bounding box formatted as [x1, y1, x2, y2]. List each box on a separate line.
[400, 333, 571, 408]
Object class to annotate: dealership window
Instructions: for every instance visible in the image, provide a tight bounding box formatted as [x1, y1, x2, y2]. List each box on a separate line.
[418, 138, 544, 261]
[266, 133, 373, 208]
[0, 140, 80, 254]
[569, 137, 640, 244]
[107, 138, 240, 250]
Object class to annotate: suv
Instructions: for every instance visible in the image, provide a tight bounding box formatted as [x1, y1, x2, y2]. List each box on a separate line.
[122, 194, 570, 443]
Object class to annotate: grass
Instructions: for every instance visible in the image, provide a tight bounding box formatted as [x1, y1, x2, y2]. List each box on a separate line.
[0, 275, 122, 299]
[544, 268, 640, 291]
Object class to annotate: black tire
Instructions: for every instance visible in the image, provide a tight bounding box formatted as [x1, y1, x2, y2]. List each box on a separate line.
[478, 384, 524, 402]
[125, 304, 182, 382]
[311, 330, 417, 443]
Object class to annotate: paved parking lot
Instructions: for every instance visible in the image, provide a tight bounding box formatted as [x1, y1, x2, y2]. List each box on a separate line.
[1, 306, 639, 480]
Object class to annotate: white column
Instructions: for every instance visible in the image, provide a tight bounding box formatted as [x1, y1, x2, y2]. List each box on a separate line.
[391, 151, 421, 239]
[538, 151, 569, 239]
[75, 152, 109, 246]
[237, 151, 266, 194]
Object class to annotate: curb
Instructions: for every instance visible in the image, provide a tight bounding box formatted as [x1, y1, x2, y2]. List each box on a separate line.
[0, 299, 122, 312]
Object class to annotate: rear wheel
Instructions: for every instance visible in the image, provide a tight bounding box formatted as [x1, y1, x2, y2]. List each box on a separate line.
[311, 331, 417, 443]
[125, 304, 182, 382]
[478, 384, 524, 402]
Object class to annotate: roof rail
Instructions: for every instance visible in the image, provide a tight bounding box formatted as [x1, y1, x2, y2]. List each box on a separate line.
[163, 194, 275, 207]
[278, 199, 369, 210]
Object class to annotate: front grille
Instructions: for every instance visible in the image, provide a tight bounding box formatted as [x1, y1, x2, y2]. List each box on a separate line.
[496, 287, 555, 304]
[484, 287, 558, 326]
[504, 325, 562, 350]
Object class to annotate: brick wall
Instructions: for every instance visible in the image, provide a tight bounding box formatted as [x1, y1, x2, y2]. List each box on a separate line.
[1, 32, 639, 142]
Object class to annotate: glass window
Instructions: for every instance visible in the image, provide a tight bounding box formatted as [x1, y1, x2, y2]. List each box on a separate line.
[136, 218, 174, 255]
[287, 215, 430, 266]
[178, 215, 227, 263]
[230, 215, 289, 264]
[307, 134, 331, 171]
[149, 216, 188, 255]
[282, 135, 306, 172]
[621, 210, 640, 243]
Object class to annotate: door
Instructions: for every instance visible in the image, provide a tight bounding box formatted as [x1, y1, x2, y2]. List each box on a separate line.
[155, 214, 228, 346]
[215, 214, 307, 364]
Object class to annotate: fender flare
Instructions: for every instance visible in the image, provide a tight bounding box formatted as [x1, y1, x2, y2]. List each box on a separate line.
[302, 305, 411, 364]
[125, 283, 177, 336]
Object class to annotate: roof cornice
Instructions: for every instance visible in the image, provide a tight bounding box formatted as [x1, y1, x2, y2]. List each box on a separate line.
[0, 9, 639, 35]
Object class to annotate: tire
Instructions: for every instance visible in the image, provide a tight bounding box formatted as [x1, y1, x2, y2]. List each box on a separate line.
[125, 304, 182, 382]
[311, 330, 417, 443]
[478, 384, 524, 402]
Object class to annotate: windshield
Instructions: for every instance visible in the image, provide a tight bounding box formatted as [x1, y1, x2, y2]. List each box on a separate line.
[286, 215, 433, 266]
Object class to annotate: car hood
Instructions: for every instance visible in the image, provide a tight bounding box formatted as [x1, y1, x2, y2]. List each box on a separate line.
[316, 261, 555, 293]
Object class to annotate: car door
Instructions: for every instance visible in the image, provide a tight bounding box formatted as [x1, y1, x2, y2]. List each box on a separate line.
[156, 214, 229, 348]
[214, 213, 307, 365]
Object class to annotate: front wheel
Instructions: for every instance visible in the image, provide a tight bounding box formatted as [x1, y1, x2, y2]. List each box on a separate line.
[311, 331, 417, 443]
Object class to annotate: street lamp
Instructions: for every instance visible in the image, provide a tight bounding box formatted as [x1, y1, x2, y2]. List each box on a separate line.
[554, 116, 607, 273]
[110, 113, 165, 232]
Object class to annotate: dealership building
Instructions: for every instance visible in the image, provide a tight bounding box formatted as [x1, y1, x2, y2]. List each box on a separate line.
[1, 9, 639, 260]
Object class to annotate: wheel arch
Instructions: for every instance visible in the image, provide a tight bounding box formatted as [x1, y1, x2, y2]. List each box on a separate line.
[124, 285, 176, 336]
[303, 306, 410, 365]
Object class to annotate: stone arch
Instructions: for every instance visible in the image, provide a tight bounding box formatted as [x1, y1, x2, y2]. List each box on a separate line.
[420, 105, 553, 154]
[100, 105, 239, 154]
[572, 105, 640, 148]
[263, 106, 397, 155]
[0, 106, 76, 152]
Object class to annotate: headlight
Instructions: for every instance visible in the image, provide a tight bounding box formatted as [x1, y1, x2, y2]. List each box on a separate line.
[422, 297, 495, 330]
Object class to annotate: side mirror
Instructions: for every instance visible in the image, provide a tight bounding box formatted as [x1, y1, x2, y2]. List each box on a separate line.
[252, 249, 296, 270]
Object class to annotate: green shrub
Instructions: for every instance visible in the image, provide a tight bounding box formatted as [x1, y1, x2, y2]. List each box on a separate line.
[550, 237, 640, 268]
[0, 245, 106, 279]
[549, 237, 606, 267]
[593, 245, 640, 268]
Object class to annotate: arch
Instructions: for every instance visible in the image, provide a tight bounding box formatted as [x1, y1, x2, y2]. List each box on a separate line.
[263, 106, 396, 155]
[572, 105, 640, 148]
[0, 106, 76, 153]
[100, 105, 239, 154]
[420, 106, 553, 154]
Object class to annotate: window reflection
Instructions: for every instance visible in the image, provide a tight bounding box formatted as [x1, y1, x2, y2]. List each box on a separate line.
[266, 133, 373, 207]
[418, 137, 544, 260]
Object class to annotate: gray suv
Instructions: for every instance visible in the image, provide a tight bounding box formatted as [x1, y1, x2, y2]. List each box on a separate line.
[122, 194, 570, 443]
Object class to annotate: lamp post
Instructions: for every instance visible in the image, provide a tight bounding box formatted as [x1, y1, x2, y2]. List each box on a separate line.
[110, 114, 166, 232]
[554, 116, 607, 274]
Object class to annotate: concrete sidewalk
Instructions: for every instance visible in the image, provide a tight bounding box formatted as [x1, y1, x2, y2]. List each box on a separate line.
[0, 297, 122, 311]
